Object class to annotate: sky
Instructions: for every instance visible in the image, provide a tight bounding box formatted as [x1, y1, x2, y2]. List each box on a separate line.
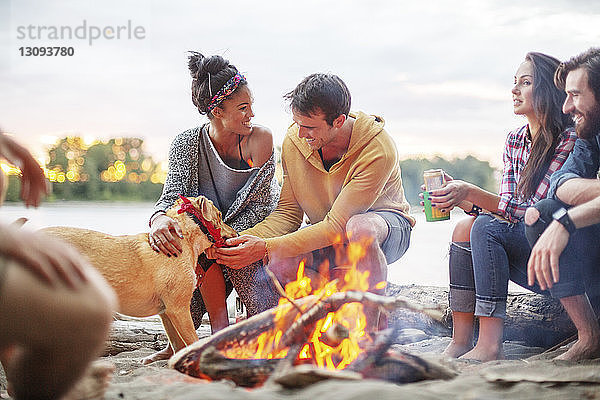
[1, 0, 599, 168]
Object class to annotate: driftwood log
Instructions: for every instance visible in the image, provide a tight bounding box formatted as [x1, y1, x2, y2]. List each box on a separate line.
[387, 283, 576, 348]
[104, 284, 579, 358]
[104, 315, 168, 356]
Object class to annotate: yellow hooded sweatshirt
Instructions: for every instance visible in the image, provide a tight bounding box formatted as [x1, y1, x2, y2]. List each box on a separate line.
[242, 111, 415, 259]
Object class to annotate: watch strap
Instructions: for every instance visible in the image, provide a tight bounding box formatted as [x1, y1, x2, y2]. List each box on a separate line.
[553, 207, 576, 235]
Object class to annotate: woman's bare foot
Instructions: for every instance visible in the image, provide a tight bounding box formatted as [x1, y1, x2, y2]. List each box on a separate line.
[554, 335, 600, 361]
[62, 360, 114, 400]
[443, 340, 473, 358]
[141, 345, 173, 365]
[459, 343, 504, 362]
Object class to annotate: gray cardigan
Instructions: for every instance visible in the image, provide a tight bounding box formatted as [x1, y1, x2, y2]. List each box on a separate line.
[152, 126, 281, 316]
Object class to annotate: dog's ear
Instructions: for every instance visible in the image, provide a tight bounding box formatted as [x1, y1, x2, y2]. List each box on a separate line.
[198, 196, 237, 238]
[190, 196, 202, 212]
[199, 196, 220, 222]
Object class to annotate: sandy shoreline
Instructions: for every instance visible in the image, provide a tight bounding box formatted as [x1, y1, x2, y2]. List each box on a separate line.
[2, 286, 600, 399]
[99, 338, 600, 399]
[4, 324, 600, 399]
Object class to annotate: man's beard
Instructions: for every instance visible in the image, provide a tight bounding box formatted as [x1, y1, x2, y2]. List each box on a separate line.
[576, 103, 600, 139]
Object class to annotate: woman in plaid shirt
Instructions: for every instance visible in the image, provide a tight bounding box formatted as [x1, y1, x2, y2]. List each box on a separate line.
[427, 52, 577, 361]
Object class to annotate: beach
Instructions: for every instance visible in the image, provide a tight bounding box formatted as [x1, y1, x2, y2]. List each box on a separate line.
[3, 202, 592, 399]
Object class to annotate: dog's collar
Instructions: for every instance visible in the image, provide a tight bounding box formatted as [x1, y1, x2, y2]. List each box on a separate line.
[177, 194, 227, 247]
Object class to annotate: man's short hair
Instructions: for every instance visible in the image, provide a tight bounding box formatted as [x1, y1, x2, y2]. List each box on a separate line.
[555, 47, 600, 102]
[284, 73, 351, 126]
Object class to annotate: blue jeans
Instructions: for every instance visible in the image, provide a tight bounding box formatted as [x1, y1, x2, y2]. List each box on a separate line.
[449, 213, 587, 319]
[526, 198, 600, 299]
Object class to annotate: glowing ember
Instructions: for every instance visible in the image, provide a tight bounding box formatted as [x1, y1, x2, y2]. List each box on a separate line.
[221, 239, 376, 370]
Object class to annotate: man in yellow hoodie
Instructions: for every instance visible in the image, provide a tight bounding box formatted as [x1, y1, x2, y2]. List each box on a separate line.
[211, 73, 415, 329]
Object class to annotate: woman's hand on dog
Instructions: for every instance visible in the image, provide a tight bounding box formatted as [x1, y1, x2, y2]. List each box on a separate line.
[149, 214, 184, 257]
[209, 235, 266, 269]
[0, 224, 89, 288]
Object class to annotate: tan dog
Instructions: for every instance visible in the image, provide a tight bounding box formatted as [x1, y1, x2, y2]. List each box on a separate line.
[42, 196, 236, 362]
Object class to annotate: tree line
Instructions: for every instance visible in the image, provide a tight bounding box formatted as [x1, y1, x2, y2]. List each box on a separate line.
[3, 136, 498, 205]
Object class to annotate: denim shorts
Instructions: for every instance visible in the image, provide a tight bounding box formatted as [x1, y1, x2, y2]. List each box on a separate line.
[308, 211, 412, 273]
[375, 211, 412, 264]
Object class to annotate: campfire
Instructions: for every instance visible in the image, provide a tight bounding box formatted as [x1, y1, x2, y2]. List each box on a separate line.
[169, 239, 454, 388]
[222, 239, 373, 367]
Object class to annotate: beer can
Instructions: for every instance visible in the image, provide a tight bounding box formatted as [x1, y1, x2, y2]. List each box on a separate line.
[423, 169, 450, 222]
[423, 169, 445, 191]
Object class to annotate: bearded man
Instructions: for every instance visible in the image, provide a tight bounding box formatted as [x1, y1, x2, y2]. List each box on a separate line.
[525, 47, 600, 361]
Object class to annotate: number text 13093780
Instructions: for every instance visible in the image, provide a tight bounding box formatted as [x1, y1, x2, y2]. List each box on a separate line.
[19, 47, 75, 56]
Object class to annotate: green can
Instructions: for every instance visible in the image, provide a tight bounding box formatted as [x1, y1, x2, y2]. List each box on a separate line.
[423, 190, 450, 222]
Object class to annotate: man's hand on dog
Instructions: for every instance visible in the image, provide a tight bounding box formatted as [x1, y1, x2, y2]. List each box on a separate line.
[0, 224, 89, 288]
[149, 214, 184, 257]
[208, 235, 266, 269]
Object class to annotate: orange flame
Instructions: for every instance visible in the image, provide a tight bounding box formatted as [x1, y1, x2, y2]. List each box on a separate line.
[247, 158, 254, 168]
[221, 237, 376, 371]
[375, 281, 387, 290]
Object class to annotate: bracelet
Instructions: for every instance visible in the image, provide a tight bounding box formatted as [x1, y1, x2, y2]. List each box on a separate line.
[464, 204, 482, 217]
[149, 210, 166, 228]
[262, 240, 270, 265]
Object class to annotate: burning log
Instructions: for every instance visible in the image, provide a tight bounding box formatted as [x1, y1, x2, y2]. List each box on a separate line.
[273, 364, 362, 388]
[184, 346, 281, 387]
[276, 291, 444, 352]
[270, 326, 456, 389]
[169, 291, 451, 387]
[346, 327, 455, 384]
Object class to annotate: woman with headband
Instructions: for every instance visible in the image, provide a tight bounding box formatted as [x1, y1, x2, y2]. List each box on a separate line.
[145, 52, 280, 363]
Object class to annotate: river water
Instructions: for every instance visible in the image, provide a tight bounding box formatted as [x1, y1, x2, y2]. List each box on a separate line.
[0, 202, 527, 290]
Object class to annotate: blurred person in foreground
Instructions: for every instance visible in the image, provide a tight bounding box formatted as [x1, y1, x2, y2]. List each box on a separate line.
[0, 131, 116, 400]
[427, 52, 577, 361]
[525, 47, 600, 361]
[210, 73, 414, 332]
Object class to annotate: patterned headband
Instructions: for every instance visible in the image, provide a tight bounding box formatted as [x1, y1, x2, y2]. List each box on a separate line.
[207, 72, 246, 112]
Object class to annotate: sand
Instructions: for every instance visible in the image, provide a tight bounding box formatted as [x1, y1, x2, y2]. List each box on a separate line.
[3, 292, 600, 400]
[101, 338, 600, 399]
[3, 322, 600, 400]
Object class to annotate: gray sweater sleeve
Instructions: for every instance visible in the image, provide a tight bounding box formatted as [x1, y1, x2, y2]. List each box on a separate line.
[150, 128, 200, 225]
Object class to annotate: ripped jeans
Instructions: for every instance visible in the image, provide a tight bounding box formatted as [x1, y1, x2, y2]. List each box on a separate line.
[449, 213, 586, 319]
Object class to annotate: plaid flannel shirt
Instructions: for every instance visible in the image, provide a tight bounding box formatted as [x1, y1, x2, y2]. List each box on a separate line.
[498, 125, 576, 221]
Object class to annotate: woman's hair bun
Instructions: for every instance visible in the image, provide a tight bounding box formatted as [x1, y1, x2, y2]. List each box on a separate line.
[188, 52, 230, 83]
[187, 51, 242, 116]
[187, 51, 205, 81]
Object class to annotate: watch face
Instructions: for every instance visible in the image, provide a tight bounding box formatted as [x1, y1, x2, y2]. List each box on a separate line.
[552, 207, 575, 234]
[553, 207, 567, 220]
